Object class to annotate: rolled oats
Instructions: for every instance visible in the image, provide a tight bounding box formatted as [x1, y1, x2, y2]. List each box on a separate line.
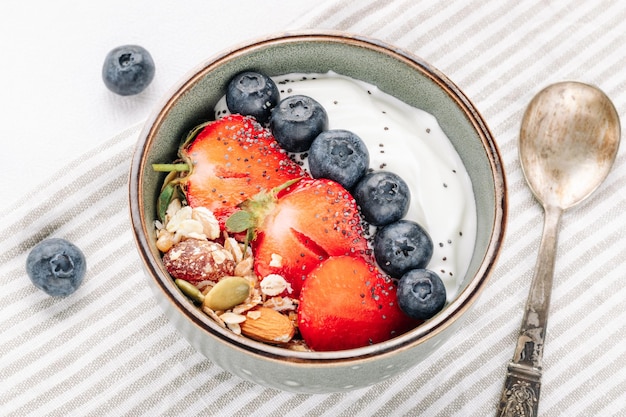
[260, 274, 292, 296]
[192, 206, 220, 239]
[220, 311, 247, 324]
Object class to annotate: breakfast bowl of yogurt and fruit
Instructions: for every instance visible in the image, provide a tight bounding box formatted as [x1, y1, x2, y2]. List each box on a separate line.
[129, 31, 507, 394]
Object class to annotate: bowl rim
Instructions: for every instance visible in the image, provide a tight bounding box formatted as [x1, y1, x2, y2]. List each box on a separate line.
[129, 29, 508, 365]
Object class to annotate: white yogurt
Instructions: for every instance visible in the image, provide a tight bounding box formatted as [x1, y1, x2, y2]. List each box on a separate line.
[215, 72, 476, 300]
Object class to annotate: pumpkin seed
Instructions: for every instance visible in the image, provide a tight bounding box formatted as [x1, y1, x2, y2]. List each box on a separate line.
[203, 276, 251, 311]
[175, 279, 204, 303]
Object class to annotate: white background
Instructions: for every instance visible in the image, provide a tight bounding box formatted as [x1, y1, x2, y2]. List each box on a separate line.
[0, 1, 316, 206]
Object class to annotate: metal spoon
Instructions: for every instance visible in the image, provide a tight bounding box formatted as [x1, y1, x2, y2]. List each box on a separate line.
[496, 81, 620, 417]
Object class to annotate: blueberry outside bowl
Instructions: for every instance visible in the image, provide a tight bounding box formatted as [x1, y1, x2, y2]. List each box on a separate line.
[129, 31, 507, 394]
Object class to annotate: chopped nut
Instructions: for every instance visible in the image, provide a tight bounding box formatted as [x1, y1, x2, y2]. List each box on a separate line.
[232, 297, 262, 315]
[224, 237, 244, 263]
[202, 305, 226, 328]
[246, 310, 262, 320]
[232, 287, 263, 314]
[285, 339, 311, 352]
[227, 322, 242, 335]
[234, 256, 254, 277]
[165, 198, 183, 220]
[220, 311, 247, 324]
[240, 306, 295, 345]
[263, 296, 297, 312]
[269, 253, 283, 267]
[163, 239, 236, 282]
[156, 229, 178, 252]
[196, 280, 215, 293]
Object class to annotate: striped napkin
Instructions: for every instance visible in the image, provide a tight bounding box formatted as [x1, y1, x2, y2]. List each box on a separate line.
[2, 0, 625, 415]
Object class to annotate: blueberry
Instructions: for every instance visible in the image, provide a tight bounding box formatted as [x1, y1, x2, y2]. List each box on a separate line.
[26, 238, 86, 297]
[102, 45, 155, 96]
[226, 71, 279, 124]
[373, 219, 433, 278]
[308, 129, 369, 190]
[397, 269, 446, 320]
[269, 95, 328, 152]
[353, 171, 410, 226]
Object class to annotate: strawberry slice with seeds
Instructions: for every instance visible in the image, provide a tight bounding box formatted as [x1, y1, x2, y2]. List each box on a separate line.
[227, 178, 370, 297]
[182, 114, 306, 227]
[298, 255, 421, 351]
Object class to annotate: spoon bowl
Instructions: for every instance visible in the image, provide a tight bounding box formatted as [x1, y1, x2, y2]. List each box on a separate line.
[519, 81, 620, 210]
[497, 81, 620, 416]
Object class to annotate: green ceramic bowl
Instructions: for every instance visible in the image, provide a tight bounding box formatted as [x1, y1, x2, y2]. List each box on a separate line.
[129, 31, 507, 394]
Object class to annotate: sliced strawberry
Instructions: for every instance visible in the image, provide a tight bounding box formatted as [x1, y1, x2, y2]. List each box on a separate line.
[250, 178, 370, 297]
[182, 114, 306, 227]
[298, 255, 421, 351]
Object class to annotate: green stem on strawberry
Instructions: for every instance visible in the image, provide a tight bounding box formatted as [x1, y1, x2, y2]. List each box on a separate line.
[154, 162, 189, 222]
[152, 163, 190, 172]
[225, 177, 303, 246]
[153, 121, 210, 175]
[153, 121, 214, 222]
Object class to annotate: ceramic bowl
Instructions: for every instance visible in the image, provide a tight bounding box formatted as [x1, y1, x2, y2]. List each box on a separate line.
[129, 31, 507, 394]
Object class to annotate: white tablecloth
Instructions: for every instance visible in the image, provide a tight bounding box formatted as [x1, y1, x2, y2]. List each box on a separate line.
[2, 1, 625, 416]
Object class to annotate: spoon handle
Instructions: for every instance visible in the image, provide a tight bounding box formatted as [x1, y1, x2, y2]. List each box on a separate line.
[496, 205, 562, 417]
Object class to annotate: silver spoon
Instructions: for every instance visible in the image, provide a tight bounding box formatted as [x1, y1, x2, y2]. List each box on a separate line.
[496, 81, 620, 417]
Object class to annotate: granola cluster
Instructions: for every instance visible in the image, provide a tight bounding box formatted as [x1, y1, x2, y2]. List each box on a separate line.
[156, 199, 306, 350]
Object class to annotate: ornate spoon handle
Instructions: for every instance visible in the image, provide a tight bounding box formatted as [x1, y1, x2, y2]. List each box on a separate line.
[496, 205, 562, 417]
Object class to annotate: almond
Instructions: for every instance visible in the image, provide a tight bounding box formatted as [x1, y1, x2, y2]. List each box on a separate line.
[240, 306, 295, 345]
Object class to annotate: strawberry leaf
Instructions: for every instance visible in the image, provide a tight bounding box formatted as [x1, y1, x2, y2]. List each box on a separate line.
[157, 182, 177, 223]
[226, 178, 303, 233]
[225, 210, 258, 250]
[225, 210, 255, 233]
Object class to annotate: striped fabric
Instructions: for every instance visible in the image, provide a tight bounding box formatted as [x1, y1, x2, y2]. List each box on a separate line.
[2, 0, 625, 415]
